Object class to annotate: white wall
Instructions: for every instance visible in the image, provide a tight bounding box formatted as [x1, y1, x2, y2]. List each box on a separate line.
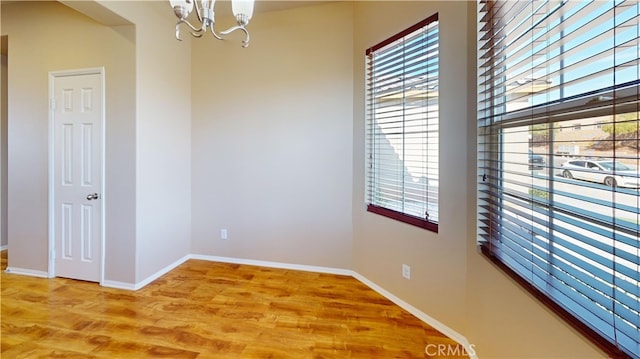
[190, 2, 354, 269]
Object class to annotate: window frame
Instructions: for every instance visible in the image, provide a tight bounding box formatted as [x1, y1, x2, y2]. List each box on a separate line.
[365, 13, 440, 233]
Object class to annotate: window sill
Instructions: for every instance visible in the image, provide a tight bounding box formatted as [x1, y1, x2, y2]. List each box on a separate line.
[367, 204, 438, 233]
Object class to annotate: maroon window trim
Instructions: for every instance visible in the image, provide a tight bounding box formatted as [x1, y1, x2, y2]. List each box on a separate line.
[366, 13, 439, 55]
[367, 204, 438, 233]
[480, 245, 632, 359]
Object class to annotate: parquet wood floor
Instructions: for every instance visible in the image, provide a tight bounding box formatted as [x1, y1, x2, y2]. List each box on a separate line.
[0, 251, 467, 358]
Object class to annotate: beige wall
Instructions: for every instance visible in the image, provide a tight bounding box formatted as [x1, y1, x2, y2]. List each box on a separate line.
[190, 2, 354, 269]
[352, 0, 469, 333]
[1, 40, 7, 248]
[2, 0, 192, 284]
[95, 0, 193, 283]
[0, 0, 612, 357]
[352, 1, 605, 358]
[1, 1, 137, 282]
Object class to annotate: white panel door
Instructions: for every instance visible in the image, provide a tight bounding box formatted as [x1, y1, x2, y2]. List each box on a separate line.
[53, 72, 102, 282]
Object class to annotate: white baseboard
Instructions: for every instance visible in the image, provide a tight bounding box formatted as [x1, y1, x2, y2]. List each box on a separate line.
[134, 254, 190, 290]
[5, 252, 474, 356]
[102, 279, 137, 290]
[0, 245, 7, 251]
[103, 254, 190, 291]
[5, 266, 50, 278]
[190, 254, 353, 276]
[353, 272, 477, 359]
[192, 254, 474, 357]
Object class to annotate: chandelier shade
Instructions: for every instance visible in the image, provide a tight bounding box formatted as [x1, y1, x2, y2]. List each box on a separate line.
[232, 0, 254, 20]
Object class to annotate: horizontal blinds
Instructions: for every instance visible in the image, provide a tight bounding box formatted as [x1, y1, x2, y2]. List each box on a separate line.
[478, 0, 640, 357]
[366, 14, 439, 227]
[479, 0, 640, 125]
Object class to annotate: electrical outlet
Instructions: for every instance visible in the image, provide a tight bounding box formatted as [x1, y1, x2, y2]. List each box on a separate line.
[402, 264, 411, 280]
[220, 229, 228, 240]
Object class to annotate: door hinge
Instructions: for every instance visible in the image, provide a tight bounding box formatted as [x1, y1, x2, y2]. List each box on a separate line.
[49, 98, 56, 110]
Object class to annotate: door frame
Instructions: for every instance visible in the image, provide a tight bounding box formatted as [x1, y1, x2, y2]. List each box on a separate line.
[48, 67, 106, 283]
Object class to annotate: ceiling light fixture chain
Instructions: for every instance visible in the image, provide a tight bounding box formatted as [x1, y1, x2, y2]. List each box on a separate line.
[170, 0, 254, 48]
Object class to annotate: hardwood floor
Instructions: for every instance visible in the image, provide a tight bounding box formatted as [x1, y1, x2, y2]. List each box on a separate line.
[1, 251, 467, 358]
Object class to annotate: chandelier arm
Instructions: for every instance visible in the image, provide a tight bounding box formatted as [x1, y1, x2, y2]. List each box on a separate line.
[176, 19, 206, 41]
[219, 25, 250, 48]
[209, 23, 224, 40]
[194, 2, 203, 23]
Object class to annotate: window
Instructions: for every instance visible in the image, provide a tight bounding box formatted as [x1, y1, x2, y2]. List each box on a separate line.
[365, 13, 439, 232]
[478, 1, 639, 358]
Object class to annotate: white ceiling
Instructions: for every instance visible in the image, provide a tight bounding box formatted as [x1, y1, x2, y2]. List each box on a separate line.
[254, 0, 332, 13]
[0, 0, 334, 55]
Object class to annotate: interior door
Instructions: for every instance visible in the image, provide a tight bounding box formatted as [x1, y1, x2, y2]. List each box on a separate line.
[52, 71, 103, 282]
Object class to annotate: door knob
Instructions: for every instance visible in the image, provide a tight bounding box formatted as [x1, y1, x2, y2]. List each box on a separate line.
[86, 193, 99, 200]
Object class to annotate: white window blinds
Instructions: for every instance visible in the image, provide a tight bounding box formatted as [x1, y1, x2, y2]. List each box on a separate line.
[366, 13, 439, 232]
[478, 1, 639, 357]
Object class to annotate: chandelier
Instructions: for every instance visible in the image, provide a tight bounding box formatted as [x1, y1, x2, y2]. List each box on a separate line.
[170, 0, 255, 48]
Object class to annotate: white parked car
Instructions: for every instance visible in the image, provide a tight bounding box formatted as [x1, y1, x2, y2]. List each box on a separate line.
[560, 160, 640, 188]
